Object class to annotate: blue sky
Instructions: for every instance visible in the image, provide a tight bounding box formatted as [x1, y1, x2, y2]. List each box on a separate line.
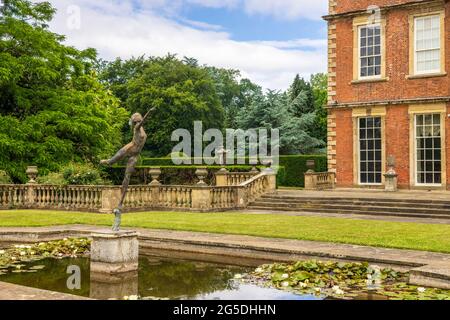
[175, 4, 327, 42]
[46, 0, 328, 90]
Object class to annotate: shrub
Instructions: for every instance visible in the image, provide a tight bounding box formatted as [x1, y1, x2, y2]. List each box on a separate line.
[0, 170, 12, 184]
[36, 172, 66, 185]
[38, 163, 111, 185]
[140, 155, 327, 187]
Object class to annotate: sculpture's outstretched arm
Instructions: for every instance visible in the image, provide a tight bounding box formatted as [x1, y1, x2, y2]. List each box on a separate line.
[136, 106, 156, 130]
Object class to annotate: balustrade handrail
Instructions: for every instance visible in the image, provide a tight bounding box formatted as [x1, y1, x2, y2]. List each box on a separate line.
[239, 171, 271, 187]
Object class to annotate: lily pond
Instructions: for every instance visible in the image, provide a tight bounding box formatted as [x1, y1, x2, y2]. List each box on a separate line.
[0, 238, 449, 300]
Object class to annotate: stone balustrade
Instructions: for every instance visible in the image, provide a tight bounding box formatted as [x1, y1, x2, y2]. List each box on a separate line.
[215, 170, 259, 186]
[0, 185, 29, 208]
[0, 169, 277, 213]
[304, 172, 336, 190]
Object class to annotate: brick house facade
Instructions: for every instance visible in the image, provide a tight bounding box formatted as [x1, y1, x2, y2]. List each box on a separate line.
[324, 0, 450, 189]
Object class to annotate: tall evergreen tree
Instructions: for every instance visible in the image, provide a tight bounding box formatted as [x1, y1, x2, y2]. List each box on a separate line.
[288, 74, 315, 116]
[236, 90, 324, 154]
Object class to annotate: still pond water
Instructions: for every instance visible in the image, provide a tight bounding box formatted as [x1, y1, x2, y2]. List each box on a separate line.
[0, 255, 320, 300]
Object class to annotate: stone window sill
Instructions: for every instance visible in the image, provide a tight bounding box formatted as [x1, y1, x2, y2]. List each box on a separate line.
[406, 73, 447, 80]
[351, 78, 388, 84]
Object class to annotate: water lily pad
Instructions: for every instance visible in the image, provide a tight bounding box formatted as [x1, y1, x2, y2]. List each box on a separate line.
[29, 265, 45, 270]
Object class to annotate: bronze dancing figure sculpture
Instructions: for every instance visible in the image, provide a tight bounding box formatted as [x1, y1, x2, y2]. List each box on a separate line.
[100, 107, 155, 231]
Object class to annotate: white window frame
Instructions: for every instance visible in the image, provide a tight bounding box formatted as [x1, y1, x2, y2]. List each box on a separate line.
[413, 113, 443, 187]
[358, 24, 382, 80]
[414, 14, 441, 75]
[357, 116, 383, 186]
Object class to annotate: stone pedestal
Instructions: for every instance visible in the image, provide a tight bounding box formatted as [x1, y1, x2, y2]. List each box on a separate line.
[191, 186, 211, 211]
[304, 169, 316, 191]
[384, 172, 398, 192]
[264, 168, 278, 192]
[90, 231, 139, 275]
[215, 170, 228, 187]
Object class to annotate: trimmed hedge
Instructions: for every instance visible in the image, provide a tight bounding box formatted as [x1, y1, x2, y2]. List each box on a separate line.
[278, 155, 327, 187]
[105, 166, 286, 187]
[138, 155, 327, 187]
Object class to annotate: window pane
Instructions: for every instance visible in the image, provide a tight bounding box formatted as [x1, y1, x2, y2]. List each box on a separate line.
[359, 25, 382, 78]
[359, 117, 382, 184]
[415, 113, 442, 185]
[415, 15, 441, 73]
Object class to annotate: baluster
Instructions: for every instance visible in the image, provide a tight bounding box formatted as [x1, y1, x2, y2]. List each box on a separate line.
[67, 188, 72, 207]
[166, 188, 171, 207]
[182, 189, 187, 208]
[7, 186, 12, 206]
[84, 188, 89, 208]
[82, 188, 86, 208]
[11, 187, 15, 205]
[76, 187, 81, 208]
[137, 187, 142, 207]
[60, 188, 65, 208]
[179, 188, 185, 208]
[168, 187, 173, 207]
[159, 188, 164, 207]
[34, 187, 39, 206]
[161, 187, 167, 207]
[136, 187, 140, 207]
[48, 187, 53, 206]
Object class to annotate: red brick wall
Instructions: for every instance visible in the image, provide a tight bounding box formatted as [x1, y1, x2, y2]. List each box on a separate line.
[385, 105, 410, 188]
[334, 3, 450, 104]
[334, 108, 354, 187]
[336, 0, 429, 14]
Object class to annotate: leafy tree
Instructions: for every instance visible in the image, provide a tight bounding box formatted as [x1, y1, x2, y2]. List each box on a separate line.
[97, 56, 147, 107]
[125, 55, 224, 156]
[206, 67, 241, 129]
[310, 73, 328, 142]
[206, 67, 262, 129]
[0, 0, 128, 182]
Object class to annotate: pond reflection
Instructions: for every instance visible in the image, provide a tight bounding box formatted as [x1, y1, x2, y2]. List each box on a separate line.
[0, 254, 313, 300]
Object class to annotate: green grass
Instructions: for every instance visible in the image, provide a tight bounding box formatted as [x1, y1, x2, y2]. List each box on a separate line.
[0, 210, 449, 253]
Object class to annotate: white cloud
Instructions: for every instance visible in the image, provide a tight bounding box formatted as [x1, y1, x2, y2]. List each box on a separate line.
[45, 0, 326, 90]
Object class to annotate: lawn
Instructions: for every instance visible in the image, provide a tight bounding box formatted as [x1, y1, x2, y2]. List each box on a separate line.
[0, 210, 449, 253]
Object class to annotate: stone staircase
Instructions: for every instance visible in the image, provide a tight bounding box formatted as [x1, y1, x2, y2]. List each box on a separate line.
[248, 192, 450, 219]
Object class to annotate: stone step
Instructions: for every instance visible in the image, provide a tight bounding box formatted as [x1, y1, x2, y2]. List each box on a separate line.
[246, 205, 450, 220]
[260, 194, 450, 205]
[252, 199, 450, 212]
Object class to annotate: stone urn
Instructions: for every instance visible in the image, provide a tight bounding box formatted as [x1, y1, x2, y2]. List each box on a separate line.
[148, 168, 162, 186]
[250, 166, 259, 174]
[26, 166, 38, 184]
[306, 160, 316, 173]
[195, 167, 208, 186]
[384, 155, 398, 192]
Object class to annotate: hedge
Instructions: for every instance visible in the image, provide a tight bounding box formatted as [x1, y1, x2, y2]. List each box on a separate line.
[105, 166, 286, 187]
[138, 155, 327, 187]
[278, 155, 327, 187]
